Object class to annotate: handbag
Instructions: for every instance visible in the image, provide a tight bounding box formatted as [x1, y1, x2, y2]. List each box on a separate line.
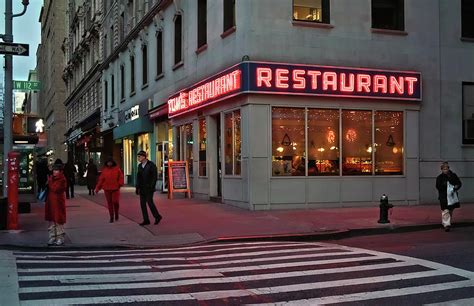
[37, 185, 48, 203]
[447, 181, 459, 206]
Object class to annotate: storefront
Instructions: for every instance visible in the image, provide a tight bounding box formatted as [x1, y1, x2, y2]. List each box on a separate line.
[113, 101, 153, 185]
[167, 61, 422, 210]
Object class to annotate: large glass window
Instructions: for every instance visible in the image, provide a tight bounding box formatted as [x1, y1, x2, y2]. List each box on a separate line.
[180, 124, 194, 175]
[272, 108, 306, 176]
[198, 118, 207, 176]
[375, 111, 404, 175]
[463, 83, 474, 144]
[224, 110, 241, 175]
[372, 0, 404, 31]
[293, 0, 330, 24]
[342, 110, 373, 175]
[462, 0, 474, 38]
[307, 109, 339, 175]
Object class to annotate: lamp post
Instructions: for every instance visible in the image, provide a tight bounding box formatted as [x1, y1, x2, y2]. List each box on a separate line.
[1, 0, 29, 196]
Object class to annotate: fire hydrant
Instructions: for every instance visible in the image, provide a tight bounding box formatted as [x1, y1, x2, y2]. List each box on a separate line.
[378, 194, 393, 224]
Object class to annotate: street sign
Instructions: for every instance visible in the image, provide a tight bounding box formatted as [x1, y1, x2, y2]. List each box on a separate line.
[0, 42, 29, 56]
[13, 80, 41, 91]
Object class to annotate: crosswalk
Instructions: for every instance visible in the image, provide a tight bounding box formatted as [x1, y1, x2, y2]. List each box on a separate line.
[13, 241, 474, 305]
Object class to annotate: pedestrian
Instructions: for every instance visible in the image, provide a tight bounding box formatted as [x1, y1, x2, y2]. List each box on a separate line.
[45, 159, 67, 246]
[63, 159, 77, 199]
[136, 150, 162, 226]
[95, 157, 124, 223]
[436, 162, 462, 232]
[86, 158, 98, 195]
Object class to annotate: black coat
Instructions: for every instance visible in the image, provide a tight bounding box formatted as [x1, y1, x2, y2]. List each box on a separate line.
[86, 163, 99, 188]
[136, 160, 158, 194]
[63, 162, 77, 183]
[436, 170, 462, 210]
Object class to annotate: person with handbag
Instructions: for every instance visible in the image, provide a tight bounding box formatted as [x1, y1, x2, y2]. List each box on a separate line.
[45, 159, 67, 246]
[436, 162, 462, 232]
[95, 157, 124, 223]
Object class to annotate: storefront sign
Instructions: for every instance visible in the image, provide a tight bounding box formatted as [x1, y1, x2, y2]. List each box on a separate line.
[124, 105, 140, 123]
[167, 61, 422, 118]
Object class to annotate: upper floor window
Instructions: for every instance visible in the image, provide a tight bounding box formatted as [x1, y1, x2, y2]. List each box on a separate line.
[174, 14, 183, 65]
[223, 0, 236, 32]
[463, 83, 474, 144]
[120, 65, 125, 100]
[142, 44, 148, 86]
[462, 0, 474, 38]
[372, 0, 404, 31]
[293, 0, 330, 24]
[130, 55, 136, 93]
[111, 75, 115, 107]
[197, 0, 207, 49]
[156, 31, 163, 76]
[104, 80, 108, 111]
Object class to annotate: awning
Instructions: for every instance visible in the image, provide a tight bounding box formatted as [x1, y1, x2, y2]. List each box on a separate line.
[149, 103, 168, 120]
[113, 116, 153, 140]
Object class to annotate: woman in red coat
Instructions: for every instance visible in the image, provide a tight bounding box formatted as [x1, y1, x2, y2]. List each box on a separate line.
[95, 157, 124, 223]
[45, 159, 67, 246]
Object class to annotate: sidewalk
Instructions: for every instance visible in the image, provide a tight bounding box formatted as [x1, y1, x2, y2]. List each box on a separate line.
[1, 185, 473, 248]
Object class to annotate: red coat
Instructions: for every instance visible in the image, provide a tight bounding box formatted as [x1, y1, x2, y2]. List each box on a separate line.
[45, 173, 67, 224]
[95, 166, 124, 191]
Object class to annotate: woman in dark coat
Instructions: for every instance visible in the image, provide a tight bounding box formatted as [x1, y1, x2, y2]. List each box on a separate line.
[95, 157, 124, 223]
[436, 162, 462, 232]
[86, 158, 99, 195]
[45, 159, 67, 246]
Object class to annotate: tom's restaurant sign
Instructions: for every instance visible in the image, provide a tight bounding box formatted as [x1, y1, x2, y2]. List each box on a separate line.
[167, 61, 422, 118]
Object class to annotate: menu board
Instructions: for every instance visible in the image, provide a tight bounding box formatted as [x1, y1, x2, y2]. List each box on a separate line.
[168, 161, 191, 199]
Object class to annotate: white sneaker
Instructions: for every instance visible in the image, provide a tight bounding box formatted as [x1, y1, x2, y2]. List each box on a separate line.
[55, 239, 64, 246]
[47, 238, 56, 246]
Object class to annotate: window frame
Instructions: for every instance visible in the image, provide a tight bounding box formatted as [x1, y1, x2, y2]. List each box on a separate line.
[371, 0, 405, 32]
[110, 74, 115, 107]
[156, 30, 164, 78]
[462, 82, 474, 144]
[462, 0, 474, 39]
[104, 80, 108, 111]
[223, 109, 242, 176]
[174, 14, 183, 67]
[223, 0, 236, 35]
[120, 64, 125, 101]
[197, 0, 207, 50]
[130, 55, 136, 95]
[292, 0, 330, 24]
[142, 44, 148, 87]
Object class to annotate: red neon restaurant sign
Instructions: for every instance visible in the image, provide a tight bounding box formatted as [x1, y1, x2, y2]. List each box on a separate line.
[167, 61, 421, 118]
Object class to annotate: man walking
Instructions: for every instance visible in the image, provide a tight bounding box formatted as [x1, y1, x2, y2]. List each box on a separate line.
[136, 150, 162, 226]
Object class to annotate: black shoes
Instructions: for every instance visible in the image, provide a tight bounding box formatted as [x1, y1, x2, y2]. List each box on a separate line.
[154, 216, 162, 225]
[444, 226, 451, 232]
[110, 217, 114, 223]
[139, 221, 150, 226]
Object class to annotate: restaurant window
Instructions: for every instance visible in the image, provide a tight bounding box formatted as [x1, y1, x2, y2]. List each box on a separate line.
[375, 111, 404, 175]
[198, 118, 207, 176]
[272, 107, 306, 176]
[197, 0, 207, 49]
[130, 55, 136, 93]
[120, 65, 125, 100]
[307, 109, 339, 176]
[223, 0, 235, 32]
[293, 0, 330, 24]
[224, 110, 241, 176]
[156, 31, 163, 76]
[123, 138, 134, 177]
[342, 110, 373, 175]
[372, 0, 404, 31]
[462, 0, 474, 38]
[463, 83, 474, 144]
[180, 123, 194, 175]
[174, 14, 183, 65]
[142, 44, 148, 85]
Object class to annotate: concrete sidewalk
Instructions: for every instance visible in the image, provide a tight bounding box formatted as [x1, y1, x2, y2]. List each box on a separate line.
[1, 186, 473, 248]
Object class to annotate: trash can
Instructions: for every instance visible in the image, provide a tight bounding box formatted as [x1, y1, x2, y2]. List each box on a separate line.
[0, 198, 7, 230]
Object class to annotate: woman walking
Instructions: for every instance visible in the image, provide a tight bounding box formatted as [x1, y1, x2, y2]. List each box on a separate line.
[86, 158, 99, 195]
[45, 159, 67, 246]
[95, 157, 124, 223]
[436, 162, 462, 232]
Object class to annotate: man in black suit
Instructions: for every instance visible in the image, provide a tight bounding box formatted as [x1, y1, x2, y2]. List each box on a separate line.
[136, 150, 162, 226]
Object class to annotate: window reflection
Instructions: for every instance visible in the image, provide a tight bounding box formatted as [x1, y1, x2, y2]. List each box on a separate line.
[198, 118, 207, 176]
[224, 110, 241, 175]
[342, 110, 373, 175]
[375, 111, 403, 175]
[307, 109, 339, 175]
[272, 107, 306, 176]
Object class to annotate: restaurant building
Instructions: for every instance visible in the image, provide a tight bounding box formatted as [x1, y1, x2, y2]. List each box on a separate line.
[149, 0, 474, 210]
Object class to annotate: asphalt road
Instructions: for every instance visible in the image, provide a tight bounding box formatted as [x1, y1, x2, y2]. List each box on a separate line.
[6, 231, 474, 305]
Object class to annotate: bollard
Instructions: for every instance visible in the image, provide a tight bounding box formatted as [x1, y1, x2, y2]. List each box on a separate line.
[378, 194, 394, 224]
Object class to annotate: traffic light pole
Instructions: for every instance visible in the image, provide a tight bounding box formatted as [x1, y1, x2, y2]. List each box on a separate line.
[2, 0, 29, 197]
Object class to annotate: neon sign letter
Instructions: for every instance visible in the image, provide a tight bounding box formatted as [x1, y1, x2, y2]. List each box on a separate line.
[256, 68, 272, 87]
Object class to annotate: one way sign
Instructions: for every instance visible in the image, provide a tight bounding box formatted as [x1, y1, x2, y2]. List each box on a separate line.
[0, 42, 29, 56]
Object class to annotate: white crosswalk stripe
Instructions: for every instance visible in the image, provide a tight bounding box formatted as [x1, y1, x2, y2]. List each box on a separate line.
[14, 241, 474, 305]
